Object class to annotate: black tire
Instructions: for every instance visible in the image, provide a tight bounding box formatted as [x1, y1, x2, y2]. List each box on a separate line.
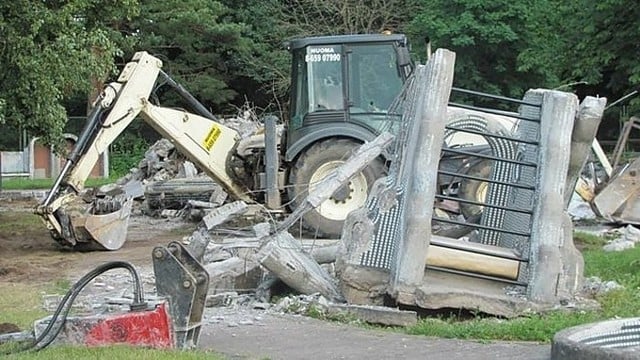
[287, 138, 386, 238]
[458, 159, 492, 220]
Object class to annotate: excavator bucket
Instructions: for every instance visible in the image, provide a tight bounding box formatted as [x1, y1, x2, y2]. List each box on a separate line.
[591, 157, 640, 225]
[69, 198, 134, 251]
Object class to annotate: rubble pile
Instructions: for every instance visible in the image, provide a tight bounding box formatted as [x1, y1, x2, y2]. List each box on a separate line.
[114, 138, 184, 185]
[56, 75, 636, 331]
[602, 224, 640, 252]
[93, 108, 267, 219]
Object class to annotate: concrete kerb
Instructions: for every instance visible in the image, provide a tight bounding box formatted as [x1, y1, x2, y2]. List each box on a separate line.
[551, 317, 640, 360]
[0, 189, 49, 202]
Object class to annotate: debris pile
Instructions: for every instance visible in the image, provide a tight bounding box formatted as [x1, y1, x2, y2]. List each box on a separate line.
[55, 57, 634, 332]
[93, 108, 268, 219]
[602, 224, 640, 252]
[582, 276, 624, 297]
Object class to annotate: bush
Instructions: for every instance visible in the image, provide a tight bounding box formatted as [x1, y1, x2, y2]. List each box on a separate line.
[109, 132, 149, 177]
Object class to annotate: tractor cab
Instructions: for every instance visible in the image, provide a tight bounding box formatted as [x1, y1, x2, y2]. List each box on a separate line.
[285, 33, 413, 161]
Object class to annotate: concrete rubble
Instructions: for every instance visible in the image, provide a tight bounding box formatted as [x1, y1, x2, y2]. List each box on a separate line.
[602, 225, 640, 252]
[89, 108, 267, 221]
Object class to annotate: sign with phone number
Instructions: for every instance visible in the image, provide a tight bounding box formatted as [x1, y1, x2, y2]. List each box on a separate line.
[305, 53, 341, 62]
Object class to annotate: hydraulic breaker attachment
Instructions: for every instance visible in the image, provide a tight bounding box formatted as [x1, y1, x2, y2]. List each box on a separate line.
[152, 241, 209, 349]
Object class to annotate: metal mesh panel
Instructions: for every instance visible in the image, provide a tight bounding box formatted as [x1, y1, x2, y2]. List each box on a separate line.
[431, 88, 543, 286]
[581, 320, 640, 348]
[354, 66, 427, 269]
[443, 116, 518, 246]
[500, 92, 543, 257]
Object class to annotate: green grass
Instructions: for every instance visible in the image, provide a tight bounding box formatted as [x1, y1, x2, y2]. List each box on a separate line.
[407, 311, 602, 342]
[0, 279, 74, 330]
[0, 177, 116, 190]
[573, 230, 611, 250]
[2, 345, 224, 359]
[406, 244, 640, 343]
[0, 212, 42, 232]
[0, 283, 48, 330]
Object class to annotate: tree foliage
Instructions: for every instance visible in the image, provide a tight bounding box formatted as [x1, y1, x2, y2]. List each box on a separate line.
[281, 0, 419, 36]
[2, 0, 640, 150]
[408, 0, 562, 98]
[559, 0, 640, 104]
[0, 0, 138, 149]
[130, 0, 248, 112]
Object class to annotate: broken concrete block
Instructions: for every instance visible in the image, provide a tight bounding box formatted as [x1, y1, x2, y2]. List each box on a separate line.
[203, 245, 233, 264]
[603, 240, 636, 252]
[257, 232, 343, 302]
[187, 200, 219, 209]
[96, 183, 124, 197]
[202, 201, 249, 230]
[209, 185, 228, 206]
[150, 138, 175, 159]
[205, 291, 239, 307]
[160, 209, 180, 218]
[204, 257, 263, 294]
[178, 161, 198, 178]
[185, 228, 213, 261]
[122, 180, 145, 199]
[252, 222, 271, 237]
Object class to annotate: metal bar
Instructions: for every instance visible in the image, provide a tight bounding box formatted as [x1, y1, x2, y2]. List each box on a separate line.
[159, 70, 218, 121]
[449, 102, 540, 122]
[437, 170, 536, 190]
[431, 240, 528, 262]
[445, 125, 539, 146]
[426, 265, 528, 286]
[433, 216, 532, 237]
[442, 147, 538, 167]
[42, 104, 105, 206]
[264, 115, 281, 209]
[452, 87, 542, 107]
[436, 194, 534, 215]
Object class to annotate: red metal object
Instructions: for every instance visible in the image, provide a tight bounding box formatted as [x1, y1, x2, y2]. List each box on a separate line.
[35, 302, 174, 349]
[85, 302, 174, 348]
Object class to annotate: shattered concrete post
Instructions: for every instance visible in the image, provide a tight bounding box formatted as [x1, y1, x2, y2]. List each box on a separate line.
[391, 49, 456, 301]
[564, 96, 607, 206]
[257, 132, 394, 301]
[527, 90, 580, 303]
[204, 256, 262, 294]
[258, 231, 344, 302]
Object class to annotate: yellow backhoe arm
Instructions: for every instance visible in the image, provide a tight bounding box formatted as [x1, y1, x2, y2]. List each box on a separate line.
[36, 51, 251, 250]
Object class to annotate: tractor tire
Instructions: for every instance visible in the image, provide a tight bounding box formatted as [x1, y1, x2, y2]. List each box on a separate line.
[458, 159, 492, 220]
[288, 138, 386, 238]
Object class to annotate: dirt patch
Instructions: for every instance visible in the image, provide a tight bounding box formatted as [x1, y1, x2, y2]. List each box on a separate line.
[0, 198, 197, 284]
[0, 323, 20, 335]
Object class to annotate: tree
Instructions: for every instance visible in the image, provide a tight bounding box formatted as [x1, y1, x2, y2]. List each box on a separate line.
[408, 0, 562, 98]
[558, 1, 640, 110]
[0, 0, 139, 149]
[130, 0, 248, 113]
[218, 0, 299, 114]
[217, 0, 421, 116]
[280, 0, 419, 36]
